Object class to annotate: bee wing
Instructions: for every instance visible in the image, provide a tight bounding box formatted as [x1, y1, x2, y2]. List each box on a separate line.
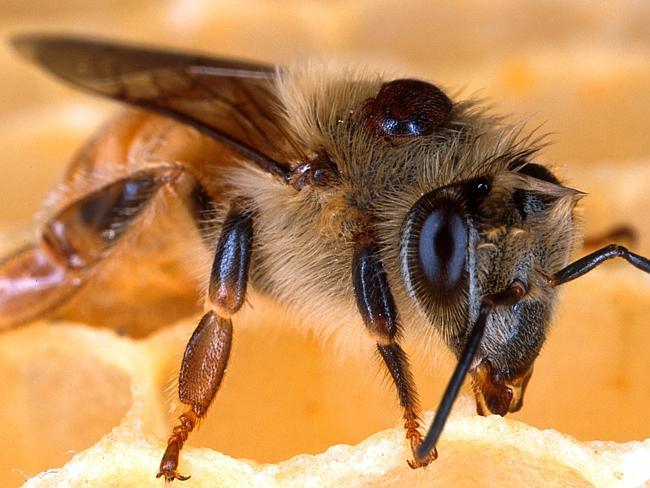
[12, 34, 296, 180]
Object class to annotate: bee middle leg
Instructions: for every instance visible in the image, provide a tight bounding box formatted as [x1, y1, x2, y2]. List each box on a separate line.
[352, 234, 436, 469]
[157, 202, 253, 482]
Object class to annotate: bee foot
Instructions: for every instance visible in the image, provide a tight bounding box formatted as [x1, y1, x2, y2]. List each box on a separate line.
[404, 411, 438, 469]
[156, 469, 191, 482]
[407, 447, 438, 469]
[158, 430, 192, 482]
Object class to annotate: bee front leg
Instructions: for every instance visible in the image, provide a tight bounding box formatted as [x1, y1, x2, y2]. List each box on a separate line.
[157, 202, 252, 482]
[352, 235, 435, 469]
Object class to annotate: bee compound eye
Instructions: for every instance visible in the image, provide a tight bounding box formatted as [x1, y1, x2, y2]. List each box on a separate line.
[362, 79, 452, 138]
[418, 207, 468, 293]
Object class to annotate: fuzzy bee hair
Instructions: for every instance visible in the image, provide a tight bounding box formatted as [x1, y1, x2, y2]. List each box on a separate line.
[229, 62, 581, 370]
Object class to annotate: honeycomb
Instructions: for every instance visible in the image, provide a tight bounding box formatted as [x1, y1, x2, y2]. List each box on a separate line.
[1, 1, 650, 486]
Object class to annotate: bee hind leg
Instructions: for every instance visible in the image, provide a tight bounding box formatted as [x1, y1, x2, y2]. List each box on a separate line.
[0, 165, 182, 330]
[0, 242, 82, 329]
[352, 233, 436, 469]
[158, 201, 252, 482]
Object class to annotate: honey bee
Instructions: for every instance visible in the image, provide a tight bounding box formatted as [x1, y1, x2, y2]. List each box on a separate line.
[2, 34, 649, 482]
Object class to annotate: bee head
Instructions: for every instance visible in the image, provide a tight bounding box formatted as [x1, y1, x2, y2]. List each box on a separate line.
[401, 163, 582, 416]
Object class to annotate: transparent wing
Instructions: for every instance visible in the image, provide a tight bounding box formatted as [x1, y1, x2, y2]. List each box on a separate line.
[12, 34, 299, 180]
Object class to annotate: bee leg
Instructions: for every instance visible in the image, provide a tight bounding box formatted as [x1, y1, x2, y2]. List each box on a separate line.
[549, 244, 650, 286]
[415, 282, 526, 464]
[352, 235, 434, 469]
[0, 166, 180, 330]
[157, 203, 252, 482]
[377, 343, 434, 469]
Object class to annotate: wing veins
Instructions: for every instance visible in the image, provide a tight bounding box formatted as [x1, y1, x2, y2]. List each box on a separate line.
[13, 34, 296, 182]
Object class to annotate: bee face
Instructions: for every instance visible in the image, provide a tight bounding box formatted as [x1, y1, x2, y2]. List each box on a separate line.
[398, 158, 581, 414]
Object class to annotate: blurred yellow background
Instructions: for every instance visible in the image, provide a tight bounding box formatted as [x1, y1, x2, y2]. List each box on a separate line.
[0, 2, 649, 486]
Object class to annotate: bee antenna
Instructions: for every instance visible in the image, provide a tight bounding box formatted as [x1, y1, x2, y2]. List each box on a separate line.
[416, 281, 526, 462]
[415, 303, 488, 461]
[549, 244, 650, 287]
